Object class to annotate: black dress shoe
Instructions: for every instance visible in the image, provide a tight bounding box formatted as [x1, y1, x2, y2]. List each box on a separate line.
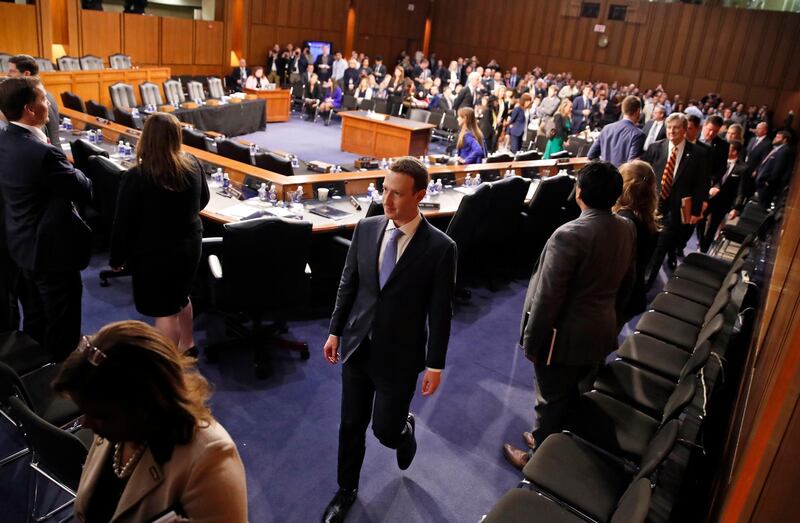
[397, 413, 417, 470]
[667, 254, 678, 271]
[322, 488, 358, 523]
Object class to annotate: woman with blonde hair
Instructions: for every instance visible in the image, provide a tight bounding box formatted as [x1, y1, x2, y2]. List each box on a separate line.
[543, 98, 572, 159]
[110, 113, 209, 355]
[614, 159, 660, 320]
[455, 107, 486, 164]
[53, 320, 247, 523]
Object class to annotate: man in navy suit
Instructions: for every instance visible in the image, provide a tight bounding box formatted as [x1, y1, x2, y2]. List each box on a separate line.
[755, 130, 792, 209]
[587, 96, 645, 167]
[642, 113, 708, 288]
[322, 158, 457, 523]
[571, 86, 593, 133]
[0, 77, 92, 359]
[642, 104, 667, 151]
[230, 58, 251, 92]
[700, 141, 748, 251]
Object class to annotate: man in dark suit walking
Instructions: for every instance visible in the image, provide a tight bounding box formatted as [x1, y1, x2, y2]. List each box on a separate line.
[754, 130, 793, 209]
[322, 157, 457, 523]
[642, 113, 708, 288]
[0, 77, 92, 360]
[502, 161, 635, 470]
[452, 71, 481, 111]
[699, 141, 748, 251]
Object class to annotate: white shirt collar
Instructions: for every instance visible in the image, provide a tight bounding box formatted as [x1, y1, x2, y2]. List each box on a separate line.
[11, 121, 48, 144]
[386, 212, 422, 236]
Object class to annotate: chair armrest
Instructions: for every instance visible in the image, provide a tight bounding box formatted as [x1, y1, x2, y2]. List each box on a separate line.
[208, 254, 223, 279]
[202, 237, 223, 245]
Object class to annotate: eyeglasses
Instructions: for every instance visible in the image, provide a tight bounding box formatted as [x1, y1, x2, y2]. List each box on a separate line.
[76, 336, 108, 366]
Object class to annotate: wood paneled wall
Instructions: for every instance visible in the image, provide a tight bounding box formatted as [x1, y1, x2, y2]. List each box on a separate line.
[0, 4, 44, 57]
[247, 0, 348, 66]
[429, 0, 800, 118]
[354, 0, 427, 63]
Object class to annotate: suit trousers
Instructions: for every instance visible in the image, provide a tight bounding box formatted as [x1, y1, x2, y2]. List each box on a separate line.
[0, 249, 20, 332]
[531, 362, 596, 445]
[646, 200, 681, 288]
[337, 338, 417, 490]
[509, 134, 523, 153]
[19, 269, 82, 361]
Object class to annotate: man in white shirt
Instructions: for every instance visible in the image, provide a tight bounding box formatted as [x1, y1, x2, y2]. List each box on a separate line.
[322, 158, 456, 523]
[331, 52, 348, 87]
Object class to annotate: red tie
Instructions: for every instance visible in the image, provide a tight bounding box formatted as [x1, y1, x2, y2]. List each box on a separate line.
[660, 144, 679, 200]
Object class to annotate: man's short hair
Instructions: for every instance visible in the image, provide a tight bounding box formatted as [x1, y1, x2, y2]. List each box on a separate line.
[685, 113, 701, 127]
[776, 130, 791, 142]
[0, 76, 41, 122]
[621, 95, 641, 116]
[9, 54, 38, 75]
[390, 157, 429, 192]
[729, 141, 743, 155]
[705, 115, 723, 128]
[653, 104, 665, 115]
[577, 161, 623, 210]
[666, 112, 688, 128]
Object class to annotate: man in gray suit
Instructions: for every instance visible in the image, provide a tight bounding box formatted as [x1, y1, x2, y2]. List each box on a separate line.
[503, 161, 636, 469]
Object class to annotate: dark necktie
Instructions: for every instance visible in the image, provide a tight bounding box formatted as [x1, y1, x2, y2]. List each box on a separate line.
[661, 144, 679, 200]
[379, 228, 403, 289]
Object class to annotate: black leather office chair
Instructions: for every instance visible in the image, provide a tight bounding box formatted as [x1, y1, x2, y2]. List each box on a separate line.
[187, 81, 206, 102]
[254, 152, 294, 176]
[207, 77, 226, 99]
[521, 173, 579, 270]
[79, 54, 104, 71]
[87, 155, 125, 247]
[60, 91, 86, 113]
[445, 183, 491, 298]
[86, 100, 114, 121]
[8, 396, 92, 522]
[408, 108, 431, 123]
[182, 127, 210, 152]
[290, 82, 305, 113]
[0, 360, 82, 431]
[373, 99, 389, 115]
[484, 152, 513, 181]
[484, 176, 530, 277]
[549, 149, 572, 160]
[358, 98, 375, 112]
[109, 53, 133, 70]
[57, 56, 81, 72]
[513, 149, 542, 178]
[217, 139, 253, 165]
[70, 138, 109, 179]
[205, 217, 313, 377]
[113, 107, 143, 130]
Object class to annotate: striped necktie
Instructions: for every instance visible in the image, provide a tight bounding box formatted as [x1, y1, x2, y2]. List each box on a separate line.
[660, 144, 679, 200]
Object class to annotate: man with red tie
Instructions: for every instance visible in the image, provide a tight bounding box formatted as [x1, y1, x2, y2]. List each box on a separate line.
[641, 113, 708, 289]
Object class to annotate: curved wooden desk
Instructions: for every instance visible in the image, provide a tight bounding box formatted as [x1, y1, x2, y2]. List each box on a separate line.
[58, 108, 589, 233]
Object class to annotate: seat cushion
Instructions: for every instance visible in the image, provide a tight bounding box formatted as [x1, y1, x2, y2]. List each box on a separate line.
[635, 311, 700, 350]
[0, 330, 51, 375]
[682, 252, 732, 276]
[21, 364, 81, 427]
[483, 488, 585, 523]
[649, 293, 709, 327]
[662, 278, 717, 306]
[617, 333, 689, 381]
[523, 433, 630, 522]
[592, 361, 677, 417]
[566, 391, 660, 461]
[672, 264, 725, 289]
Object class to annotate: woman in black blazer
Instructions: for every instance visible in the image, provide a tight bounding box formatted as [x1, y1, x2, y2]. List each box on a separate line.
[614, 160, 660, 322]
[110, 113, 210, 354]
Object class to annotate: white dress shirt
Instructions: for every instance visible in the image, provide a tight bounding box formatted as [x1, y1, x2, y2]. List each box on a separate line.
[644, 120, 663, 150]
[11, 121, 48, 144]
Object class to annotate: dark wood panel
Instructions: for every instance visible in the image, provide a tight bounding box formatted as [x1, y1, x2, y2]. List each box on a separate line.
[162, 17, 194, 65]
[195, 20, 224, 66]
[123, 13, 160, 65]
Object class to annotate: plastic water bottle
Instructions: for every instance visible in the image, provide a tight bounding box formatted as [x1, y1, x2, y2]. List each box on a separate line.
[426, 180, 435, 197]
[95, 130, 102, 144]
[258, 183, 268, 201]
[291, 155, 300, 168]
[125, 142, 132, 158]
[293, 186, 304, 204]
[117, 141, 124, 156]
[212, 168, 223, 187]
[435, 178, 443, 194]
[249, 143, 257, 156]
[475, 173, 482, 186]
[367, 183, 375, 201]
[504, 169, 514, 179]
[87, 130, 95, 144]
[131, 107, 139, 118]
[268, 184, 278, 205]
[64, 118, 72, 131]
[464, 173, 473, 188]
[222, 173, 231, 193]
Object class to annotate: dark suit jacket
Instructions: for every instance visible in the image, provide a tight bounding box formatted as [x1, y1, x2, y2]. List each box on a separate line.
[507, 106, 527, 138]
[755, 144, 792, 189]
[703, 135, 729, 187]
[642, 119, 666, 145]
[642, 139, 708, 216]
[329, 215, 457, 375]
[709, 160, 747, 215]
[0, 124, 92, 271]
[230, 67, 251, 88]
[521, 209, 636, 365]
[745, 136, 771, 175]
[45, 92, 60, 145]
[570, 96, 592, 131]
[452, 87, 476, 111]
